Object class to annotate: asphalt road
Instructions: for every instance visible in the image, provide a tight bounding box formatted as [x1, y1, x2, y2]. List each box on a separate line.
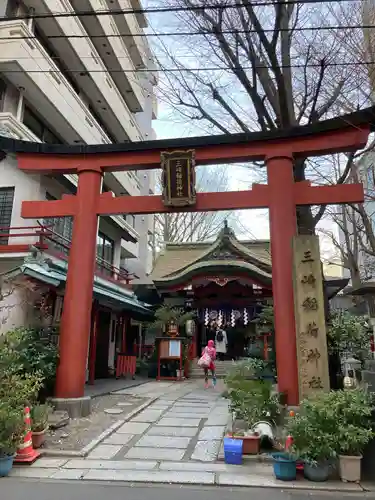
[2, 479, 375, 500]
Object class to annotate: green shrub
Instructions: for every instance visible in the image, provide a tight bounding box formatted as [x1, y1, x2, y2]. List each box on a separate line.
[330, 389, 374, 456]
[0, 371, 44, 411]
[327, 312, 371, 362]
[227, 377, 280, 428]
[31, 404, 51, 433]
[287, 389, 375, 463]
[0, 402, 25, 456]
[286, 395, 338, 464]
[0, 327, 58, 396]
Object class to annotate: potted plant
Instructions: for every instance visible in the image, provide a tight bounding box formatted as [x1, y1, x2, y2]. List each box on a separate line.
[136, 359, 148, 377]
[146, 306, 194, 338]
[272, 450, 297, 481]
[333, 389, 374, 482]
[31, 403, 50, 449]
[226, 378, 278, 454]
[286, 398, 337, 482]
[0, 402, 24, 477]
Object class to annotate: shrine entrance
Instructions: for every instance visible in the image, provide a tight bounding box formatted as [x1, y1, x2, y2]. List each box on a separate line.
[150, 221, 274, 362]
[13, 107, 373, 408]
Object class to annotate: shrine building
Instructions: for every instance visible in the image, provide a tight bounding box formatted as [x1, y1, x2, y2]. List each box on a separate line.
[145, 221, 349, 362]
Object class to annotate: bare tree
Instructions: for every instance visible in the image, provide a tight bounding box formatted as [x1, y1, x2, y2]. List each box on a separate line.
[319, 156, 375, 286]
[153, 164, 239, 251]
[151, 0, 370, 234]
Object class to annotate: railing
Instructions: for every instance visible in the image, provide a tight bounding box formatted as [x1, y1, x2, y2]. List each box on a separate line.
[0, 225, 137, 286]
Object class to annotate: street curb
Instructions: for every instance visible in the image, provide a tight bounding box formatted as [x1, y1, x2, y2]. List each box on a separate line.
[108, 380, 148, 397]
[9, 472, 366, 492]
[39, 396, 158, 459]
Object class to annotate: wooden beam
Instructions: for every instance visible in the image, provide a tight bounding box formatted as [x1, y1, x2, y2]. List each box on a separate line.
[294, 182, 364, 205]
[21, 198, 76, 219]
[17, 126, 369, 174]
[21, 182, 364, 219]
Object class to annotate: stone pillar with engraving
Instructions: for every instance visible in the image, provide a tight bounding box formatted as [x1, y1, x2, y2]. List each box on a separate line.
[292, 235, 330, 401]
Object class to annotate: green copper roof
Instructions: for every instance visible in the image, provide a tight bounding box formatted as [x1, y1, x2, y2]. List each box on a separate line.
[2, 254, 152, 318]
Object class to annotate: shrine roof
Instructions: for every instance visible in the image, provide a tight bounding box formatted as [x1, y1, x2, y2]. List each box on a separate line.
[0, 252, 153, 319]
[0, 106, 374, 155]
[151, 221, 271, 286]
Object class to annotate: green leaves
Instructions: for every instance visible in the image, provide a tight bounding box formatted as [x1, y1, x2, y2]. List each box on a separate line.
[0, 402, 25, 456]
[287, 389, 375, 462]
[0, 327, 58, 389]
[226, 370, 280, 428]
[146, 306, 194, 334]
[327, 312, 371, 360]
[30, 404, 52, 433]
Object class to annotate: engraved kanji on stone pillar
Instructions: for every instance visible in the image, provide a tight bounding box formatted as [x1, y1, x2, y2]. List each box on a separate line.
[293, 235, 330, 400]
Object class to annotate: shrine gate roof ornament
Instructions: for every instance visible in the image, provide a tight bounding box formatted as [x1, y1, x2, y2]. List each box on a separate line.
[0, 105, 374, 161]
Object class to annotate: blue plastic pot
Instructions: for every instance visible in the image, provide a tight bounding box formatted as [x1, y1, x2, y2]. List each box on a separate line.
[272, 453, 297, 481]
[0, 454, 15, 477]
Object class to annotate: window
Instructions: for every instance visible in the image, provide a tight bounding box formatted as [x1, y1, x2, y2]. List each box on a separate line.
[0, 187, 15, 245]
[96, 233, 114, 275]
[44, 192, 73, 254]
[126, 214, 136, 228]
[23, 105, 63, 144]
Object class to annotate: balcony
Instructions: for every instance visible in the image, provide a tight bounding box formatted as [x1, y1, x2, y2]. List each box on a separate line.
[106, 0, 149, 69]
[69, 0, 146, 113]
[21, 0, 144, 141]
[0, 20, 110, 144]
[129, 0, 148, 28]
[0, 225, 138, 287]
[0, 112, 41, 141]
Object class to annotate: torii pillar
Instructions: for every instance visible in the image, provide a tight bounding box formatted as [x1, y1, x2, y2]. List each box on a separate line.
[16, 121, 369, 410]
[54, 166, 102, 416]
[267, 154, 299, 404]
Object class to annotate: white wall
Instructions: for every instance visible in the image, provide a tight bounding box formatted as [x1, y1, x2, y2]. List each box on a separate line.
[0, 282, 33, 336]
[0, 154, 44, 245]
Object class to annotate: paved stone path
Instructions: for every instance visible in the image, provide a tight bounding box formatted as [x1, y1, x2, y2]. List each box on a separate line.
[91, 380, 228, 463]
[7, 381, 365, 491]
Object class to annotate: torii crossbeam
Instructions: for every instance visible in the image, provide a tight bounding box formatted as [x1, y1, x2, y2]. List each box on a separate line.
[10, 107, 374, 407]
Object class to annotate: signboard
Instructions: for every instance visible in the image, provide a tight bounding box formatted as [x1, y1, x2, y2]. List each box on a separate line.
[292, 235, 330, 400]
[161, 149, 196, 207]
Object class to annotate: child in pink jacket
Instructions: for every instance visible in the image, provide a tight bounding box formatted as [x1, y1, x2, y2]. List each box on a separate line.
[202, 340, 217, 388]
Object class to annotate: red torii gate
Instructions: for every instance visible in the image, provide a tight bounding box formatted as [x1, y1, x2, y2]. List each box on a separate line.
[14, 110, 372, 407]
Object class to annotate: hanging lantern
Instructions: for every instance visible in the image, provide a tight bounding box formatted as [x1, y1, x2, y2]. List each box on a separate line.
[204, 309, 209, 326]
[230, 310, 235, 327]
[167, 321, 179, 337]
[243, 308, 249, 325]
[186, 319, 195, 337]
[217, 310, 223, 327]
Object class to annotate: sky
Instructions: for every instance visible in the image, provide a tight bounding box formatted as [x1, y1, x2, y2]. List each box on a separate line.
[146, 2, 343, 274]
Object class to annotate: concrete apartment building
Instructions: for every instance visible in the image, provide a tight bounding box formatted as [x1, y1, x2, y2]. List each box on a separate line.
[0, 1, 158, 380]
[335, 1, 375, 285]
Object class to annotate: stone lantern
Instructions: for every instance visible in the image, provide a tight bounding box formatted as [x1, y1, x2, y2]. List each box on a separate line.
[342, 356, 362, 388]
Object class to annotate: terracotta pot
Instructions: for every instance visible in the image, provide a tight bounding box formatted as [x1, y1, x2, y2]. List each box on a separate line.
[32, 429, 47, 449]
[339, 454, 362, 482]
[230, 434, 260, 455]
